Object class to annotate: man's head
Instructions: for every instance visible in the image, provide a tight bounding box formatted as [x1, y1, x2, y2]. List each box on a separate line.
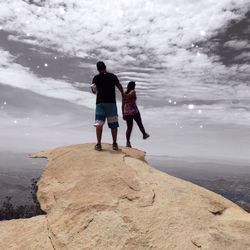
[96, 61, 106, 73]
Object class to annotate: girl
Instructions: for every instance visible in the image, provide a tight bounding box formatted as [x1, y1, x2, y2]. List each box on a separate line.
[122, 81, 149, 148]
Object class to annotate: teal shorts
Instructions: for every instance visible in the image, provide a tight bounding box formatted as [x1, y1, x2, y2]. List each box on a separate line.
[95, 103, 119, 128]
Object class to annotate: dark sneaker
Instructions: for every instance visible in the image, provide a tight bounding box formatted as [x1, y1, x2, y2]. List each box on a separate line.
[126, 141, 132, 148]
[143, 133, 150, 140]
[112, 142, 118, 151]
[95, 143, 102, 151]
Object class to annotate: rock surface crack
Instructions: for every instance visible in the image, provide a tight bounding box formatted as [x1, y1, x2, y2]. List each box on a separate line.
[191, 240, 202, 248]
[209, 207, 227, 216]
[82, 217, 94, 231]
[46, 217, 57, 250]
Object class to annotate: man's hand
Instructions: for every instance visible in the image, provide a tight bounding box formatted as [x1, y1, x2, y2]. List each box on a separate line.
[91, 84, 97, 94]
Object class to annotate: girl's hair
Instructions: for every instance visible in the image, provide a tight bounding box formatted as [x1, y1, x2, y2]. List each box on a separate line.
[125, 81, 136, 94]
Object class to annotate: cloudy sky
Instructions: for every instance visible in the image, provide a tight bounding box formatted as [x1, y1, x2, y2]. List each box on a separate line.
[0, 0, 250, 160]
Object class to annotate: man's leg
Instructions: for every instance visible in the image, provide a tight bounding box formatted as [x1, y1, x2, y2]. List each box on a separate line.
[94, 104, 105, 150]
[111, 128, 117, 143]
[96, 125, 103, 144]
[106, 103, 119, 150]
[111, 128, 118, 150]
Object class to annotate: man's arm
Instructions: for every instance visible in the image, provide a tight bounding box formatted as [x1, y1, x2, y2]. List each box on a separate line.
[117, 82, 125, 114]
[115, 79, 125, 117]
[91, 76, 97, 94]
[91, 83, 97, 94]
[114, 74, 124, 98]
[116, 82, 124, 98]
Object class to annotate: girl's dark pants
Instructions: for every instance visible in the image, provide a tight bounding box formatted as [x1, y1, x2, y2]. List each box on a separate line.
[125, 112, 146, 142]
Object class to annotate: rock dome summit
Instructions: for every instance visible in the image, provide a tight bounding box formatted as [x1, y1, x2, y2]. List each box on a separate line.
[0, 144, 250, 250]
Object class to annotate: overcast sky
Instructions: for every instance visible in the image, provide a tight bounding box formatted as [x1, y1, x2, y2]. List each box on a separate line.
[0, 0, 249, 159]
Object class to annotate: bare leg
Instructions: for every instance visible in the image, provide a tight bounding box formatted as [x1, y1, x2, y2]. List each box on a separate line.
[96, 126, 103, 144]
[111, 128, 117, 143]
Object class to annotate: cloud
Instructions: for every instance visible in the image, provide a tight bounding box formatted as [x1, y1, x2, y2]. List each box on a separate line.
[224, 39, 250, 50]
[0, 0, 249, 67]
[0, 49, 95, 109]
[0, 0, 250, 128]
[234, 52, 250, 61]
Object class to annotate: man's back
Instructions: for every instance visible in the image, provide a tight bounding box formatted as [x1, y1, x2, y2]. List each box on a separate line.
[93, 72, 119, 104]
[92, 61, 124, 151]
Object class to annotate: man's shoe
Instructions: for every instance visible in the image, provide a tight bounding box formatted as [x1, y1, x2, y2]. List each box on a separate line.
[126, 141, 132, 148]
[112, 142, 118, 151]
[95, 143, 102, 151]
[143, 133, 150, 140]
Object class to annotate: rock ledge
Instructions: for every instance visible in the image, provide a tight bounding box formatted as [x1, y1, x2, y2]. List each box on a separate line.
[0, 143, 250, 250]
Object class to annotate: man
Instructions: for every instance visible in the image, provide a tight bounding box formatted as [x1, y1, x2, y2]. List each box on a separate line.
[91, 61, 124, 151]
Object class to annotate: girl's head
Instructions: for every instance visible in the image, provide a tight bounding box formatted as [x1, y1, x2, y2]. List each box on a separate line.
[126, 81, 136, 94]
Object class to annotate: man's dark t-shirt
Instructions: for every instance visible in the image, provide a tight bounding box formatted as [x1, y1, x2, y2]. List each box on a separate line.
[92, 72, 119, 104]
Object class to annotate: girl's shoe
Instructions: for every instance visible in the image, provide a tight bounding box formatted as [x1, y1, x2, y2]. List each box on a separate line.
[126, 142, 132, 148]
[143, 133, 150, 140]
[95, 143, 102, 151]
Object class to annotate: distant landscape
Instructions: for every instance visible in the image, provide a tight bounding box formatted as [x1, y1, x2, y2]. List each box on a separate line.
[191, 177, 250, 212]
[147, 156, 250, 213]
[0, 153, 249, 221]
[0, 153, 46, 220]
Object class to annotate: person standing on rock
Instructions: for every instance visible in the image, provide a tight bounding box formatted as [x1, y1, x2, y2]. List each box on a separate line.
[91, 61, 124, 151]
[122, 81, 150, 148]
